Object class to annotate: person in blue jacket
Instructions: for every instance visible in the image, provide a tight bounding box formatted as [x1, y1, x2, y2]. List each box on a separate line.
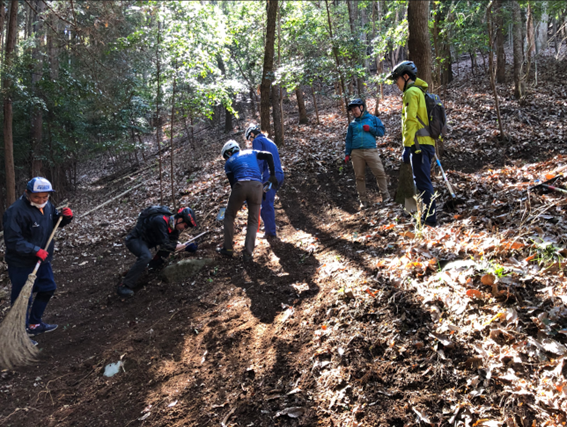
[246, 124, 284, 238]
[344, 98, 390, 209]
[217, 140, 278, 262]
[2, 177, 73, 342]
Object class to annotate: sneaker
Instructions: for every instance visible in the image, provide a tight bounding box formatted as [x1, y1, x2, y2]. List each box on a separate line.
[30, 338, 38, 347]
[216, 247, 234, 258]
[117, 284, 134, 297]
[258, 233, 277, 240]
[27, 322, 58, 336]
[243, 253, 253, 263]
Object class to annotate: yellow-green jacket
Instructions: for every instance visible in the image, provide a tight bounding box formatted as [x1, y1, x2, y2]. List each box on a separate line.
[402, 78, 435, 148]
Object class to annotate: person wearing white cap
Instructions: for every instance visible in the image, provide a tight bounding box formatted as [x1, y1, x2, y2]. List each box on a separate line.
[2, 177, 73, 343]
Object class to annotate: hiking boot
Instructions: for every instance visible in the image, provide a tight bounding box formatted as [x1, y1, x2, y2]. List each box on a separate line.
[117, 284, 134, 297]
[27, 322, 58, 336]
[216, 247, 234, 258]
[242, 253, 253, 263]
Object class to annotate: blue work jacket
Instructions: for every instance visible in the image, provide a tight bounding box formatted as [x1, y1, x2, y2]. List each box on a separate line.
[251, 133, 284, 183]
[345, 111, 386, 156]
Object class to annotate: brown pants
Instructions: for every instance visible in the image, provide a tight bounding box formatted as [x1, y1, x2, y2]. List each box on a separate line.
[224, 181, 263, 256]
[351, 148, 390, 202]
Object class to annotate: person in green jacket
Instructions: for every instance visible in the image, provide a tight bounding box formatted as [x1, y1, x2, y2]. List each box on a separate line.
[389, 61, 437, 226]
[344, 98, 390, 209]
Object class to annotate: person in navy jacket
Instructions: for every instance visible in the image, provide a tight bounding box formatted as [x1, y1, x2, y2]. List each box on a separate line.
[344, 98, 390, 209]
[218, 140, 278, 262]
[2, 177, 73, 340]
[246, 124, 284, 238]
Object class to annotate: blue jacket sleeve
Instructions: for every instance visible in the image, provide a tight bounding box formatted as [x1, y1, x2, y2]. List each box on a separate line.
[369, 116, 385, 138]
[3, 210, 41, 256]
[345, 124, 353, 156]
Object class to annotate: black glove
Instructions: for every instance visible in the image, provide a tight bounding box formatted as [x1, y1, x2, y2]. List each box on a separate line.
[148, 254, 166, 270]
[268, 175, 278, 187]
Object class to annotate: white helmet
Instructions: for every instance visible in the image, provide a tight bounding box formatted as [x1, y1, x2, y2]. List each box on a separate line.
[221, 140, 240, 159]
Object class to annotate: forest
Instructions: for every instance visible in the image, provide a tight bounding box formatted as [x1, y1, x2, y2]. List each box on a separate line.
[1, 0, 567, 426]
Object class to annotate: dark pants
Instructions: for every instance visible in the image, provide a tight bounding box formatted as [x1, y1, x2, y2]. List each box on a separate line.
[123, 237, 152, 289]
[411, 144, 437, 224]
[9, 262, 56, 326]
[224, 181, 263, 256]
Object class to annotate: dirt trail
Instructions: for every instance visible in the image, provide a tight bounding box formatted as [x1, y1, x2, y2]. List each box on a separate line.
[2, 53, 567, 427]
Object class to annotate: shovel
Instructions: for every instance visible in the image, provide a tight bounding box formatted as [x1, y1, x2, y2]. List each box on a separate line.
[0, 214, 64, 369]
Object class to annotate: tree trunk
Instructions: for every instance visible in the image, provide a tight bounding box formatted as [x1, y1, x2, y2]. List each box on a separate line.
[495, 0, 506, 83]
[169, 64, 178, 210]
[3, 0, 18, 206]
[0, 0, 5, 70]
[407, 0, 432, 86]
[432, 2, 442, 88]
[373, 1, 384, 114]
[31, 0, 46, 177]
[512, 0, 524, 99]
[156, 19, 163, 204]
[271, 84, 284, 146]
[487, 2, 506, 138]
[325, 0, 350, 124]
[311, 86, 320, 125]
[296, 86, 309, 125]
[347, 0, 365, 96]
[216, 54, 233, 134]
[260, 0, 278, 137]
[525, 2, 535, 83]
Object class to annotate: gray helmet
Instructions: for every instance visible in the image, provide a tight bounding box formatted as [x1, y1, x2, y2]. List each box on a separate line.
[245, 124, 261, 140]
[347, 98, 365, 111]
[388, 61, 418, 81]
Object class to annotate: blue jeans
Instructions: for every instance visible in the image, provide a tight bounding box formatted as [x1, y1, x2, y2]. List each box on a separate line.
[411, 145, 437, 224]
[9, 262, 56, 325]
[260, 177, 283, 237]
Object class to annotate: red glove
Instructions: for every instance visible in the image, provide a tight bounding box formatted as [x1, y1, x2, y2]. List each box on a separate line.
[363, 124, 370, 132]
[36, 249, 49, 261]
[345, 155, 350, 163]
[61, 207, 73, 219]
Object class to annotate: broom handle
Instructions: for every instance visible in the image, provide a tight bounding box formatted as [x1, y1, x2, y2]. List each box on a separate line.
[31, 209, 66, 275]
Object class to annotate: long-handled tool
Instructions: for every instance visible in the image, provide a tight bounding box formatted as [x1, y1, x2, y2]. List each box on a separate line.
[433, 154, 466, 210]
[175, 231, 210, 252]
[0, 215, 64, 369]
[539, 184, 567, 194]
[434, 153, 456, 198]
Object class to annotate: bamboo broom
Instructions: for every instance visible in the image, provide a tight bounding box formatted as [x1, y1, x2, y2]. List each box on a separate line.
[0, 214, 64, 369]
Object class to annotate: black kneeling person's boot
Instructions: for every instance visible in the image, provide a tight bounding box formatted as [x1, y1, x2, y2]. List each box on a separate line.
[117, 284, 134, 297]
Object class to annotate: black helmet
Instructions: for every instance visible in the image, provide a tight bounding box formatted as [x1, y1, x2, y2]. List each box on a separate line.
[388, 61, 418, 81]
[347, 98, 365, 111]
[175, 207, 197, 228]
[245, 124, 261, 140]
